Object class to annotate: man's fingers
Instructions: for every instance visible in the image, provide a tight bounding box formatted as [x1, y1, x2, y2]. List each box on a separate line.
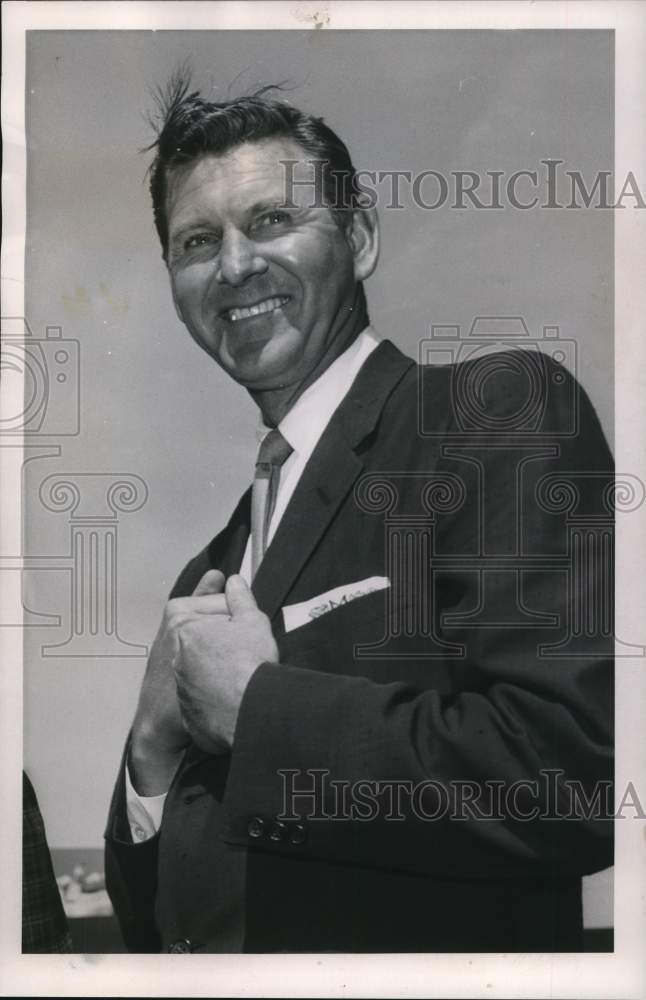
[226, 574, 258, 617]
[166, 592, 230, 625]
[189, 594, 230, 616]
[192, 569, 225, 596]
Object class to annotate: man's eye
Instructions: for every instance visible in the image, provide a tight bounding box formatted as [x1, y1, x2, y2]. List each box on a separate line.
[184, 233, 217, 251]
[255, 210, 291, 230]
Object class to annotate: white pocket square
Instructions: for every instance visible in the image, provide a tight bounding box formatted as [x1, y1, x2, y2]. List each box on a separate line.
[282, 576, 390, 633]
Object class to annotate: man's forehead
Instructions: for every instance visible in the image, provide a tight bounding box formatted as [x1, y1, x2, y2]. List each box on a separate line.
[166, 138, 318, 222]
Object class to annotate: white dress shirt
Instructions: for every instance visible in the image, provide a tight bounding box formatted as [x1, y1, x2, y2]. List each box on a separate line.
[239, 326, 380, 583]
[126, 326, 381, 840]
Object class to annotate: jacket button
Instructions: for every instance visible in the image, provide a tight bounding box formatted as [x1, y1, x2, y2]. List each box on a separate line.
[247, 816, 265, 839]
[290, 823, 307, 845]
[269, 821, 287, 842]
[168, 938, 192, 953]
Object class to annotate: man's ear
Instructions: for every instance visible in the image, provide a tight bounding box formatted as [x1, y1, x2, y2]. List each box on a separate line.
[346, 207, 379, 282]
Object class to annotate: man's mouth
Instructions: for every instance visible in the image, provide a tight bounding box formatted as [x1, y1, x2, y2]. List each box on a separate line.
[224, 296, 290, 323]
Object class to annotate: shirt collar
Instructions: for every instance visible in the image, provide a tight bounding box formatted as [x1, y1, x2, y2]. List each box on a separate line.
[257, 326, 381, 456]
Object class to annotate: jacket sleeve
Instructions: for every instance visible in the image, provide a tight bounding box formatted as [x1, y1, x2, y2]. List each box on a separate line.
[103, 547, 213, 952]
[220, 358, 614, 880]
[103, 740, 162, 953]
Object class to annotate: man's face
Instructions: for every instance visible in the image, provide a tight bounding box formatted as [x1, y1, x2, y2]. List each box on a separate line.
[166, 138, 371, 391]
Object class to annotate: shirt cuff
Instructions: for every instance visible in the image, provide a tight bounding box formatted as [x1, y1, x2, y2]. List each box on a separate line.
[124, 761, 167, 842]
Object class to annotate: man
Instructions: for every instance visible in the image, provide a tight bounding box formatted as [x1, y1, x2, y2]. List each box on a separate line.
[105, 80, 614, 953]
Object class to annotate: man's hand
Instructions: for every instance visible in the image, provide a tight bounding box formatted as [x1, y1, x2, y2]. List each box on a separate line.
[174, 574, 279, 754]
[129, 569, 228, 794]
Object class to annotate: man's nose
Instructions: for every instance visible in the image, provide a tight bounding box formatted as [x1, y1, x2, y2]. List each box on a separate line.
[216, 227, 267, 286]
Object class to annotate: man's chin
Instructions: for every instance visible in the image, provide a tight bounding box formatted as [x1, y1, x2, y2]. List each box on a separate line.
[231, 363, 303, 394]
[221, 334, 303, 390]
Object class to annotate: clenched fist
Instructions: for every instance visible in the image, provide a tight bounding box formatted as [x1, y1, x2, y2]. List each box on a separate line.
[174, 575, 279, 753]
[129, 568, 229, 794]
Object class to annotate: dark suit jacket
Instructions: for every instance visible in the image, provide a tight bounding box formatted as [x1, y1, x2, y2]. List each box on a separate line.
[105, 340, 614, 953]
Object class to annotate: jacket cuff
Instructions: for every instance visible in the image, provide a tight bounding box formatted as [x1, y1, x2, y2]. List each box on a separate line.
[220, 660, 374, 857]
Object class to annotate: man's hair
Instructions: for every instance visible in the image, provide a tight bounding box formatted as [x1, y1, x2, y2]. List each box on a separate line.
[147, 74, 359, 260]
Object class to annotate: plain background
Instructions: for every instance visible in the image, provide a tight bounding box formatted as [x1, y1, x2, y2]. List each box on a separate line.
[22, 29, 613, 924]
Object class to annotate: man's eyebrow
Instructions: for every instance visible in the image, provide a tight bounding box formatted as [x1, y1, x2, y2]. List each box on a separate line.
[246, 199, 297, 216]
[169, 200, 297, 240]
[168, 218, 221, 241]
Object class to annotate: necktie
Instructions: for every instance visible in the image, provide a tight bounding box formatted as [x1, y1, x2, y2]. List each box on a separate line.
[251, 428, 293, 578]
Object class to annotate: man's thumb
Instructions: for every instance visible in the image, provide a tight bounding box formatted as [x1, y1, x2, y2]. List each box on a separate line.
[192, 569, 225, 596]
[226, 574, 258, 616]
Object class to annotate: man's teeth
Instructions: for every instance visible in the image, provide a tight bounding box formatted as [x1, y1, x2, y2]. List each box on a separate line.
[227, 296, 289, 322]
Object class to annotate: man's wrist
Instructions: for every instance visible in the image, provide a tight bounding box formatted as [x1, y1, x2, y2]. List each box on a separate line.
[129, 726, 187, 796]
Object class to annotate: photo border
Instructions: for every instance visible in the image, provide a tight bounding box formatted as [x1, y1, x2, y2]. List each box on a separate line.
[1, 2, 644, 997]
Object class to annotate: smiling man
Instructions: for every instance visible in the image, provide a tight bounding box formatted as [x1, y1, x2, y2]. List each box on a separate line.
[105, 79, 614, 954]
[165, 139, 376, 426]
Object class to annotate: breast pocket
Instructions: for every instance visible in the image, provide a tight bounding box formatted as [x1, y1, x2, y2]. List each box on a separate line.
[276, 584, 400, 669]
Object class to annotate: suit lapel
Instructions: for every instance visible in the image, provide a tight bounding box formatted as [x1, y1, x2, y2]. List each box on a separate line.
[251, 431, 362, 623]
[182, 340, 413, 781]
[208, 487, 251, 576]
[252, 340, 414, 623]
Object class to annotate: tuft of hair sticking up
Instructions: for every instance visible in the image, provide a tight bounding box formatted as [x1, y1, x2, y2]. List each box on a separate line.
[144, 67, 359, 259]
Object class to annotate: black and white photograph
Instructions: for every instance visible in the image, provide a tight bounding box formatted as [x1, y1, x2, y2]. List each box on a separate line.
[1, 2, 645, 997]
